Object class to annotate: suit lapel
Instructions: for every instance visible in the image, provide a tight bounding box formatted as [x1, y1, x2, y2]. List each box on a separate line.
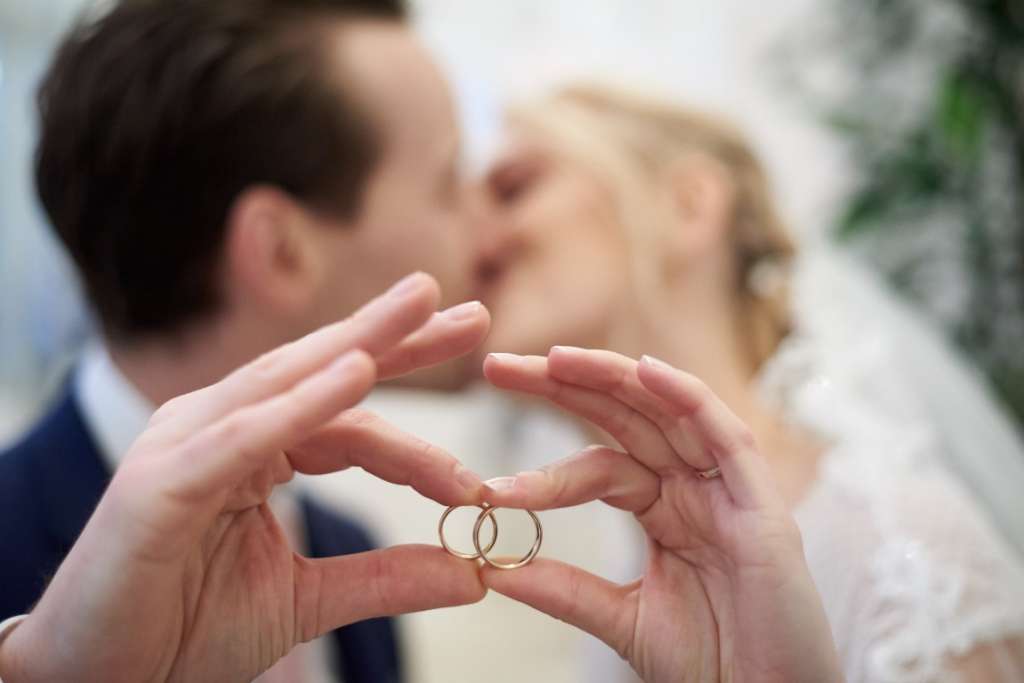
[34, 389, 113, 553]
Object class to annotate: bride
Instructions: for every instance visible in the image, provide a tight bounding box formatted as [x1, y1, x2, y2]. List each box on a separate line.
[469, 84, 1024, 681]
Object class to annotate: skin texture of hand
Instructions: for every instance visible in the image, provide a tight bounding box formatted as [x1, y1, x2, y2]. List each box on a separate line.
[480, 347, 844, 683]
[0, 273, 492, 683]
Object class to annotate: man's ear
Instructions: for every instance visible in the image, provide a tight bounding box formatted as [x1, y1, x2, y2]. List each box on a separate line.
[222, 186, 322, 316]
[663, 152, 737, 263]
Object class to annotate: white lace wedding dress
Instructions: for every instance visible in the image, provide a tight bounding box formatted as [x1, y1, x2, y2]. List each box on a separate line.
[762, 251, 1024, 681]
[586, 250, 1024, 682]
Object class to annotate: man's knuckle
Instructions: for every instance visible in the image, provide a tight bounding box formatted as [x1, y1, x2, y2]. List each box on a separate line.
[250, 348, 284, 376]
[370, 552, 397, 615]
[416, 439, 446, 465]
[213, 412, 249, 445]
[151, 395, 186, 423]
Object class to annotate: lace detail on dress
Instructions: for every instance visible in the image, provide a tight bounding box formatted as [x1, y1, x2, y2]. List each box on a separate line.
[858, 495, 1024, 682]
[758, 252, 1024, 682]
[867, 538, 962, 682]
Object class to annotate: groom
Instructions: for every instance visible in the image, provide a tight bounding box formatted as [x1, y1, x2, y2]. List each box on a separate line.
[0, 0, 492, 680]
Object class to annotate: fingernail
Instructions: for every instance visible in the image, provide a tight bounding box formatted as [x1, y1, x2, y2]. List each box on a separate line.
[483, 476, 517, 491]
[388, 272, 427, 299]
[455, 466, 484, 491]
[487, 352, 522, 365]
[641, 355, 672, 370]
[445, 301, 482, 321]
[550, 345, 584, 355]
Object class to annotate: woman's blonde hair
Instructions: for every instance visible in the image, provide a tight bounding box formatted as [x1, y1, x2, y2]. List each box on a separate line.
[509, 84, 797, 371]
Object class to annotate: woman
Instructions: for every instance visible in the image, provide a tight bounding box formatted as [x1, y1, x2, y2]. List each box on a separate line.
[472, 85, 1024, 681]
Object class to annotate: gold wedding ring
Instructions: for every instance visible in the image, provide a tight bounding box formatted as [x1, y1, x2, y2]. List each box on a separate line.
[473, 507, 542, 570]
[438, 504, 498, 559]
[438, 504, 543, 569]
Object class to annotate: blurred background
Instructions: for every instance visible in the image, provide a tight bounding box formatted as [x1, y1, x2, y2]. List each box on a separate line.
[2, 0, 1022, 681]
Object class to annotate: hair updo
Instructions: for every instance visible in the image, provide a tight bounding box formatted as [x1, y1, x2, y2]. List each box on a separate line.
[510, 84, 796, 371]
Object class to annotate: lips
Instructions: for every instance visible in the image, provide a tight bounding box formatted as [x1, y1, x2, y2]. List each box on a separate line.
[473, 259, 505, 308]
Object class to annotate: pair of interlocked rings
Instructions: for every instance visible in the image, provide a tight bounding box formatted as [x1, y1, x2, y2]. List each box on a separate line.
[438, 503, 543, 570]
[438, 465, 718, 568]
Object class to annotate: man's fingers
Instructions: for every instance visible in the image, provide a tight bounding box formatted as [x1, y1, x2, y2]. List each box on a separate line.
[375, 301, 490, 380]
[483, 353, 680, 472]
[171, 351, 377, 499]
[153, 272, 440, 435]
[287, 409, 485, 506]
[481, 557, 636, 660]
[637, 356, 777, 509]
[299, 545, 487, 638]
[482, 446, 659, 514]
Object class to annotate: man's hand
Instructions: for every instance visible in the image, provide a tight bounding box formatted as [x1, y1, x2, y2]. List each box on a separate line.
[481, 347, 844, 683]
[0, 273, 491, 683]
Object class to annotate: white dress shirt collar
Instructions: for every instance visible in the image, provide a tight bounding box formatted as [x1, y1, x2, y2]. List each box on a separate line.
[74, 342, 155, 472]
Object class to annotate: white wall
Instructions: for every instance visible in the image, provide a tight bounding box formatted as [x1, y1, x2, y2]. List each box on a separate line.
[0, 0, 95, 444]
[413, 0, 852, 243]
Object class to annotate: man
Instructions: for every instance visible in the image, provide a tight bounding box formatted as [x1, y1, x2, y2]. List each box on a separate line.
[0, 0, 489, 680]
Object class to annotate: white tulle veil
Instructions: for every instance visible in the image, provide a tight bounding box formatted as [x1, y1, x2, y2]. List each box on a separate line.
[758, 247, 1024, 559]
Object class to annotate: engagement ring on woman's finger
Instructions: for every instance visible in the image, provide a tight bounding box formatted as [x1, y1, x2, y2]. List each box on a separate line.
[697, 466, 721, 480]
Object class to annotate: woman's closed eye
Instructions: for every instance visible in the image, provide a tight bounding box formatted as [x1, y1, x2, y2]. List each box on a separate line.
[487, 155, 544, 206]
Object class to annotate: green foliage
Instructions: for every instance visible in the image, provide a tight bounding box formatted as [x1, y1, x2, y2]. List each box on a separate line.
[795, 0, 1024, 427]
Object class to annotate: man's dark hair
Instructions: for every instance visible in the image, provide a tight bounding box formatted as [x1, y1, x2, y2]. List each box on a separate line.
[35, 0, 407, 340]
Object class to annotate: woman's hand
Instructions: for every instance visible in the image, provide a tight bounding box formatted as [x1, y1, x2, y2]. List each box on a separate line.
[482, 347, 843, 683]
[0, 273, 491, 683]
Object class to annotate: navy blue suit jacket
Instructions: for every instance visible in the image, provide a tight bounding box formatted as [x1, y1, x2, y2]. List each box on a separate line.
[0, 389, 401, 683]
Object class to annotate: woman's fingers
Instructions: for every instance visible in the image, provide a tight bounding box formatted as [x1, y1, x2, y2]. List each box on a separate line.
[300, 545, 487, 639]
[170, 350, 377, 499]
[637, 356, 777, 509]
[151, 272, 440, 435]
[488, 348, 778, 509]
[480, 557, 636, 660]
[286, 409, 485, 507]
[483, 353, 681, 471]
[374, 300, 491, 380]
[482, 445, 659, 514]
[547, 346, 717, 472]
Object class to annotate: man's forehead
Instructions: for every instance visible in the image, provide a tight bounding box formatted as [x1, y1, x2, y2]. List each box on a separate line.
[327, 20, 456, 150]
